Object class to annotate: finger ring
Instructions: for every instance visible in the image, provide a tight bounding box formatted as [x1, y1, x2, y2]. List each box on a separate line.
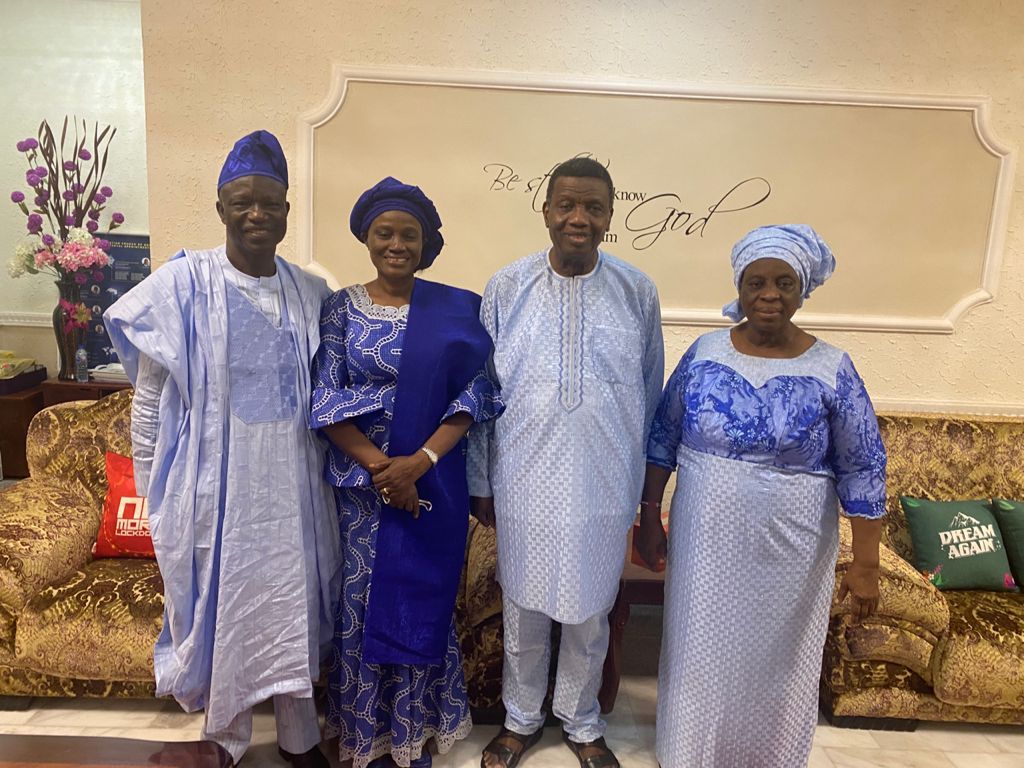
[381, 487, 391, 504]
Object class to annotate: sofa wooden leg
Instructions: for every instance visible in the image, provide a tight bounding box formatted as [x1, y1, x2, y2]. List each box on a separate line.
[0, 696, 32, 711]
[819, 692, 918, 732]
[598, 587, 631, 714]
[826, 714, 919, 731]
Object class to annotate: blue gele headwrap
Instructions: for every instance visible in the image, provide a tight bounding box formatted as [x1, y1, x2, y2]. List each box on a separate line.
[722, 224, 836, 322]
[349, 176, 444, 269]
[217, 130, 288, 191]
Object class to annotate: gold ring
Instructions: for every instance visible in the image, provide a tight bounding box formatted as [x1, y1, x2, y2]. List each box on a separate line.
[381, 488, 391, 504]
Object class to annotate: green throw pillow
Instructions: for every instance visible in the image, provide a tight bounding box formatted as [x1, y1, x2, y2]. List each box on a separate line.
[900, 497, 1018, 591]
[992, 499, 1024, 588]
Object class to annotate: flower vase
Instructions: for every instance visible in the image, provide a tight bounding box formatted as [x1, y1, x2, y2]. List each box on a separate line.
[52, 277, 82, 380]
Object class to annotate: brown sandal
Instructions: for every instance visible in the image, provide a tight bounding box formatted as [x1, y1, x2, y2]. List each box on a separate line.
[480, 726, 543, 768]
[562, 730, 620, 768]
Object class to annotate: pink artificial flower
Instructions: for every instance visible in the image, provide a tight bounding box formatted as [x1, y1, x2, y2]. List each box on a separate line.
[34, 248, 57, 268]
[55, 241, 110, 272]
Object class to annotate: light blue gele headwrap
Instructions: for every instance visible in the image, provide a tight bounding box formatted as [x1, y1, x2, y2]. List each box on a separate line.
[722, 224, 836, 321]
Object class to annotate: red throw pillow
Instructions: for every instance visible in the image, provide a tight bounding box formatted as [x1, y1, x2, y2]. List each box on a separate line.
[93, 451, 155, 559]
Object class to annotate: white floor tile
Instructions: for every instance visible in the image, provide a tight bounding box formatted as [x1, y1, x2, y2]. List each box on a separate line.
[809, 745, 836, 768]
[0, 706, 37, 726]
[813, 725, 879, 749]
[5, 677, 1024, 768]
[947, 754, 1024, 768]
[827, 747, 957, 767]
[871, 728, 1001, 754]
[25, 697, 171, 729]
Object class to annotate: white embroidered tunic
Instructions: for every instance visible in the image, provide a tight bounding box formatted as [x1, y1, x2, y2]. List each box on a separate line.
[468, 249, 664, 623]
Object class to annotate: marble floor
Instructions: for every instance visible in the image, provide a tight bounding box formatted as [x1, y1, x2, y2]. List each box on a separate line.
[1, 606, 1022, 766]
[2, 679, 1024, 767]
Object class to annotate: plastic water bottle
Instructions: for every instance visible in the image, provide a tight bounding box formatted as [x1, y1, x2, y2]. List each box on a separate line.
[75, 346, 89, 383]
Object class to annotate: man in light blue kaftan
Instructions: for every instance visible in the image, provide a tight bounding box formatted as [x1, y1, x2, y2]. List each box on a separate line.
[104, 131, 340, 768]
[644, 224, 887, 768]
[470, 157, 663, 768]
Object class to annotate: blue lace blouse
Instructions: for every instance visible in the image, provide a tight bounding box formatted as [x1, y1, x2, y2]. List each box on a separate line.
[647, 329, 887, 519]
[310, 284, 503, 488]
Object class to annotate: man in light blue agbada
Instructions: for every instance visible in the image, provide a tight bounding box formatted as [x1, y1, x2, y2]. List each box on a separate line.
[470, 157, 664, 768]
[104, 131, 340, 768]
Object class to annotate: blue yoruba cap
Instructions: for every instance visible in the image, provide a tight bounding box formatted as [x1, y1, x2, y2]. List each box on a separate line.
[217, 130, 288, 190]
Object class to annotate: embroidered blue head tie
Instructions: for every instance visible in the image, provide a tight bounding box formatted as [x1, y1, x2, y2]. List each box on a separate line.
[349, 176, 445, 269]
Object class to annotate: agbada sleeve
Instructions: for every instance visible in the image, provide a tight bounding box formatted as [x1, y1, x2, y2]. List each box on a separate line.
[103, 253, 194, 405]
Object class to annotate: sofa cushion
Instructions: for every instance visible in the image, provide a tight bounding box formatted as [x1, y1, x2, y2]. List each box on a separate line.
[901, 497, 1017, 591]
[0, 603, 14, 652]
[15, 558, 163, 682]
[0, 478, 100, 612]
[931, 590, 1024, 709]
[25, 391, 134, 507]
[877, 414, 1024, 562]
[992, 499, 1024, 586]
[0, 637, 156, 698]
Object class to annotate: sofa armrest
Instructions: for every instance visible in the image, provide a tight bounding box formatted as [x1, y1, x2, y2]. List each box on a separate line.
[458, 517, 502, 629]
[832, 517, 950, 638]
[0, 478, 100, 615]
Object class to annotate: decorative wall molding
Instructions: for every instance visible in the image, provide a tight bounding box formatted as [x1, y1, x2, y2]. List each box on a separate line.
[0, 311, 50, 328]
[874, 398, 1024, 418]
[298, 66, 1015, 335]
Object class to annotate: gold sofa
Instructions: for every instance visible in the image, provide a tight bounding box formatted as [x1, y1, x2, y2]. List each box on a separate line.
[0, 391, 505, 708]
[0, 391, 160, 700]
[823, 412, 1024, 728]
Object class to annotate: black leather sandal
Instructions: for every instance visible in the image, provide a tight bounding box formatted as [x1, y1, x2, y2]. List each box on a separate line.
[562, 730, 621, 768]
[480, 726, 543, 768]
[277, 745, 330, 768]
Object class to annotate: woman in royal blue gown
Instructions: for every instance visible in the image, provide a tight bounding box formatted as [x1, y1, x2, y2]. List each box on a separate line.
[311, 177, 503, 768]
[636, 224, 887, 768]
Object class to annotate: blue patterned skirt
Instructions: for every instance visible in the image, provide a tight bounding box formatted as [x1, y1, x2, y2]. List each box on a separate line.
[326, 487, 472, 768]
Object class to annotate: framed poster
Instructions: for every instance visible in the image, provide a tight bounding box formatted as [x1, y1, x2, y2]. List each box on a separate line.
[82, 233, 151, 367]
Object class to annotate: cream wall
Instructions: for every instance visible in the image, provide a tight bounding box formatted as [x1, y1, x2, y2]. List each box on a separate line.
[140, 0, 1024, 413]
[0, 0, 149, 374]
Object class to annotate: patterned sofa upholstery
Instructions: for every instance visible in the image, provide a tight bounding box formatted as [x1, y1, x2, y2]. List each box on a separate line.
[822, 412, 1024, 728]
[0, 390, 505, 707]
[0, 390, 160, 699]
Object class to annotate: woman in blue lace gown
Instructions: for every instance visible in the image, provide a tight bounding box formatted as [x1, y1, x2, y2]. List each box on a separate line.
[636, 225, 887, 768]
[310, 178, 503, 768]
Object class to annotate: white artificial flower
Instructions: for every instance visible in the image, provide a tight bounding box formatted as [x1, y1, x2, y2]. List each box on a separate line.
[66, 227, 93, 245]
[13, 238, 37, 261]
[7, 256, 26, 278]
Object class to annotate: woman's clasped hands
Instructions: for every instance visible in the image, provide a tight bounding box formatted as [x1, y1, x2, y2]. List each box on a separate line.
[369, 453, 432, 518]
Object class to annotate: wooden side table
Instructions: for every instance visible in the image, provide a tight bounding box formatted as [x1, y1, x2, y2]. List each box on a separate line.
[599, 527, 666, 713]
[41, 378, 132, 407]
[0, 385, 45, 479]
